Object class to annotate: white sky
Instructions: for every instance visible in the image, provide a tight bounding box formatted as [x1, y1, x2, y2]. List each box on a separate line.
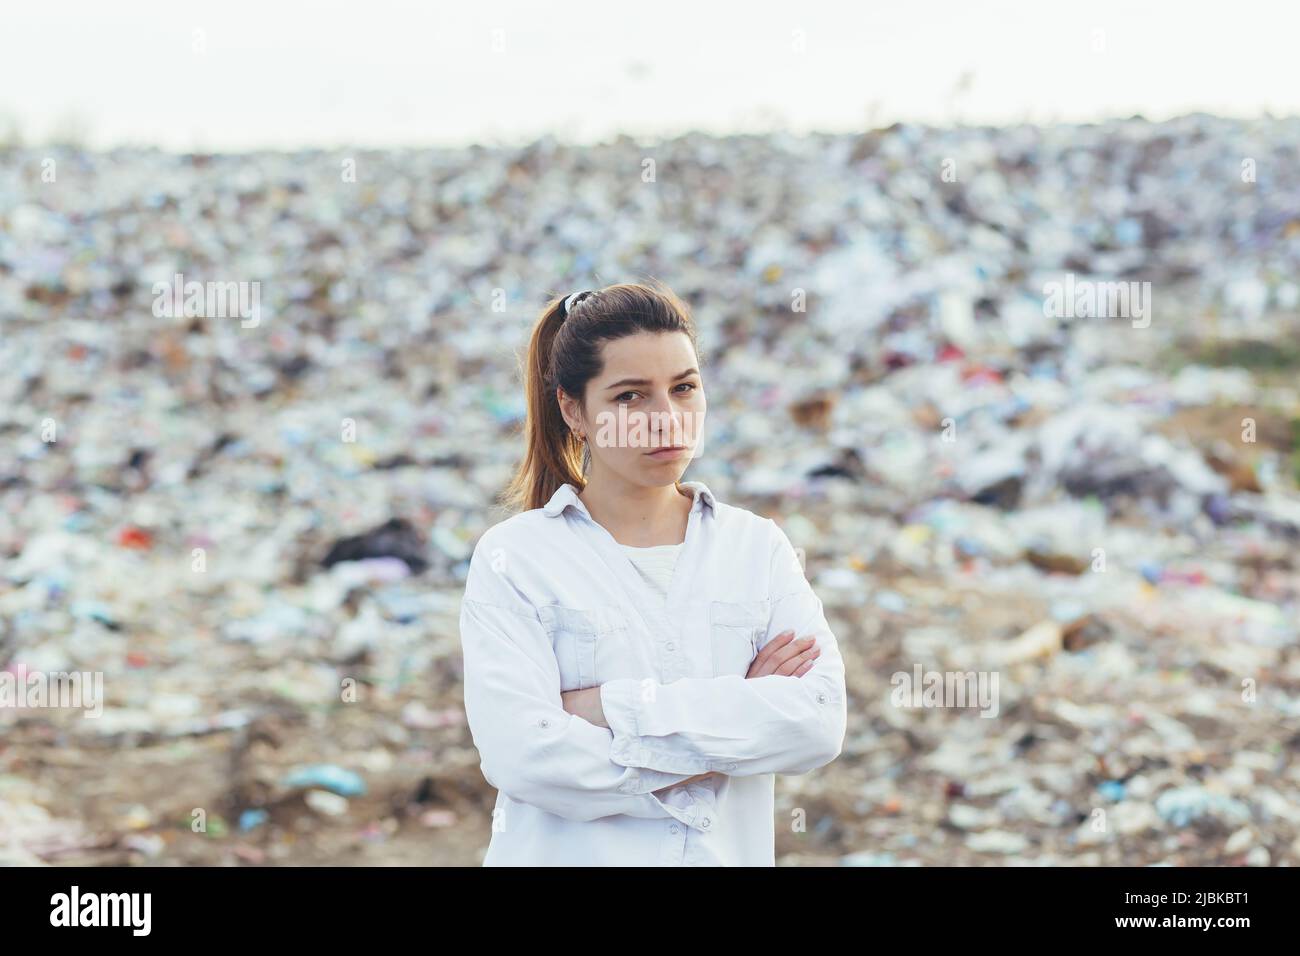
[2, 0, 1297, 151]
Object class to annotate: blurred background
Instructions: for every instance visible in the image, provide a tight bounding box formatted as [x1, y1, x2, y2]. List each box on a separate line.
[1, 1, 1298, 866]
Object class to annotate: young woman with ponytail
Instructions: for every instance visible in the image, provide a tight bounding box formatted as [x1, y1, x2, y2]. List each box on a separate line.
[459, 281, 847, 865]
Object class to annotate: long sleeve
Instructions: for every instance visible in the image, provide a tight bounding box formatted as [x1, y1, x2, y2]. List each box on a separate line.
[459, 539, 710, 829]
[600, 519, 848, 777]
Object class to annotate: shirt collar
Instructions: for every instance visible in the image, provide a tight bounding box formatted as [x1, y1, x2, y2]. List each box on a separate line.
[542, 481, 716, 518]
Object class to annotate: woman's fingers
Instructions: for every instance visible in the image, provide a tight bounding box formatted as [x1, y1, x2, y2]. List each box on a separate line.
[750, 630, 795, 670]
[748, 633, 818, 678]
[766, 638, 815, 676]
[750, 635, 799, 677]
[774, 644, 820, 677]
[746, 631, 793, 677]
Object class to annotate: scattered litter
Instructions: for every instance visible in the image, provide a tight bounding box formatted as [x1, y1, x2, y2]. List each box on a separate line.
[2, 116, 1297, 865]
[282, 765, 367, 798]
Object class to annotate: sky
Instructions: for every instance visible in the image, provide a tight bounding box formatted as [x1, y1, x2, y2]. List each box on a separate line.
[2, 0, 1297, 151]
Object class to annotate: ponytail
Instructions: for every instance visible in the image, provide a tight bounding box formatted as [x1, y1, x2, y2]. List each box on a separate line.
[502, 296, 586, 512]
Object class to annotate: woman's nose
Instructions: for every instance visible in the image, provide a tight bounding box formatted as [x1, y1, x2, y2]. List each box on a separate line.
[647, 392, 681, 437]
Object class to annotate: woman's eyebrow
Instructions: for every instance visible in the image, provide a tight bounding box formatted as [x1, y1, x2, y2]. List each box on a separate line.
[604, 368, 699, 390]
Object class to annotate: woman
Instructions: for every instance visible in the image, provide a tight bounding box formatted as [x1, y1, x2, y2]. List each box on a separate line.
[459, 281, 847, 866]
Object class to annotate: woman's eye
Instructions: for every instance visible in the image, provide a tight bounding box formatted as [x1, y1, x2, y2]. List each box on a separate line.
[614, 384, 696, 402]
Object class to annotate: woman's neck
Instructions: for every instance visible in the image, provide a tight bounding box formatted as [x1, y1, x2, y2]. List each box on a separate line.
[578, 474, 692, 547]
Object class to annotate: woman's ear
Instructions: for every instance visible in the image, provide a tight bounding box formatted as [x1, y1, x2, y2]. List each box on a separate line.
[556, 387, 584, 437]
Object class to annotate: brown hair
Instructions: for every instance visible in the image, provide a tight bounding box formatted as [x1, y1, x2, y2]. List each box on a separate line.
[502, 280, 699, 512]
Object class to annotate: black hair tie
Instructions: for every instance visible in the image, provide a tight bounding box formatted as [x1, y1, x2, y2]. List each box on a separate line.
[561, 290, 595, 317]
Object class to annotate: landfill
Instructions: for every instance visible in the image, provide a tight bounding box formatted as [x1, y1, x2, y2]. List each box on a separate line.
[1, 114, 1299, 865]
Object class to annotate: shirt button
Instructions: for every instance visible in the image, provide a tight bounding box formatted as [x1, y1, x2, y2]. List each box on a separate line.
[669, 825, 680, 834]
[538, 718, 550, 728]
[700, 817, 711, 829]
[816, 693, 827, 704]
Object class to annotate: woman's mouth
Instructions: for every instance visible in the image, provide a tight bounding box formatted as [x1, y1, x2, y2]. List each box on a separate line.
[645, 446, 688, 460]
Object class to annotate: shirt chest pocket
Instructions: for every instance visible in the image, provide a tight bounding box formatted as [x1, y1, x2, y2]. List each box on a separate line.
[539, 605, 632, 691]
[709, 599, 770, 678]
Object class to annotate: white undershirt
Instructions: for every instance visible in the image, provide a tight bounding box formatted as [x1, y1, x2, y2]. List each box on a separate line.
[619, 542, 683, 604]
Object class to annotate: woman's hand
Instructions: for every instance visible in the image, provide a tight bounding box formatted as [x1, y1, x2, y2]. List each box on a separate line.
[560, 687, 607, 728]
[746, 630, 819, 678]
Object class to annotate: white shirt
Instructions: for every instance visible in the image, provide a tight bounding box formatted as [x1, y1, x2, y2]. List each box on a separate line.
[458, 480, 847, 866]
[619, 542, 682, 605]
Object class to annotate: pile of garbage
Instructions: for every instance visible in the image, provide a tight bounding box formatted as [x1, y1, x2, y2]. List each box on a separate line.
[1, 114, 1298, 865]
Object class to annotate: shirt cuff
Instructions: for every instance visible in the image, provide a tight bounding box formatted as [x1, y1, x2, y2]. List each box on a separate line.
[641, 777, 720, 834]
[601, 679, 714, 776]
[616, 764, 706, 796]
[602, 681, 722, 833]
[600, 678, 642, 738]
[602, 679, 652, 769]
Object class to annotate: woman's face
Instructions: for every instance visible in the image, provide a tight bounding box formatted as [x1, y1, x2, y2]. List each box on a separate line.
[561, 331, 706, 489]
